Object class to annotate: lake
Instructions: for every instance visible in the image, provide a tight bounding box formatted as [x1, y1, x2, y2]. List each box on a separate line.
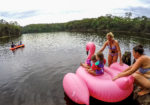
[0, 32, 150, 105]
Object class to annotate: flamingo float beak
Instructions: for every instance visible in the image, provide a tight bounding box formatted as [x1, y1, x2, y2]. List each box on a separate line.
[86, 51, 89, 55]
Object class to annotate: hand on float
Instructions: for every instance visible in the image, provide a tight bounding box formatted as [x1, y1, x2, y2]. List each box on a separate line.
[112, 74, 120, 81]
[112, 76, 118, 81]
[112, 72, 124, 81]
[119, 60, 123, 66]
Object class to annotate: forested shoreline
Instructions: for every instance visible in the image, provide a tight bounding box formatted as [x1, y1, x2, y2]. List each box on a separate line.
[0, 19, 21, 37]
[22, 13, 150, 34]
[1, 13, 150, 35]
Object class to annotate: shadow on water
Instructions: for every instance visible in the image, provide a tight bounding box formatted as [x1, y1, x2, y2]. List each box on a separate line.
[0, 35, 22, 44]
[64, 92, 140, 105]
[11, 46, 25, 55]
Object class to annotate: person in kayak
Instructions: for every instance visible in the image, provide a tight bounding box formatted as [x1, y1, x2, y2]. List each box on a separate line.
[11, 42, 16, 48]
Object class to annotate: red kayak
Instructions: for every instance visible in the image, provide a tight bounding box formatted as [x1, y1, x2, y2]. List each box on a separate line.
[10, 44, 25, 50]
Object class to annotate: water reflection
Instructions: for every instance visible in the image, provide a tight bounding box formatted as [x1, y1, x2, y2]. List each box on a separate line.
[64, 92, 140, 105]
[0, 32, 149, 105]
[64, 93, 79, 105]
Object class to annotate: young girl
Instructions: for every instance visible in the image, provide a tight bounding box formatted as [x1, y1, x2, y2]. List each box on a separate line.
[87, 52, 106, 75]
[80, 55, 97, 69]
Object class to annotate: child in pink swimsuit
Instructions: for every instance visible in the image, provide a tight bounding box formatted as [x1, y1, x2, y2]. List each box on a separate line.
[87, 52, 106, 75]
[80, 55, 97, 69]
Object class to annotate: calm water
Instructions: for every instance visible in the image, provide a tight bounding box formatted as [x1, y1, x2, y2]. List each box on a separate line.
[0, 32, 150, 105]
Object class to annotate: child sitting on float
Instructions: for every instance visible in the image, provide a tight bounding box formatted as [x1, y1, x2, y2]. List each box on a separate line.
[81, 52, 106, 75]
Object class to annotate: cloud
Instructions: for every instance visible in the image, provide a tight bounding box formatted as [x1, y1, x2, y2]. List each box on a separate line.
[138, 0, 150, 4]
[0, 0, 150, 26]
[123, 7, 150, 17]
[0, 10, 39, 19]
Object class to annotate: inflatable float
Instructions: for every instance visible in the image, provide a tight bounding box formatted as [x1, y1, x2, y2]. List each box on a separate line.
[10, 44, 25, 50]
[63, 42, 134, 105]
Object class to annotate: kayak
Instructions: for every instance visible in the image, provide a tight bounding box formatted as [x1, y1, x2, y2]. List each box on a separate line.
[10, 44, 25, 50]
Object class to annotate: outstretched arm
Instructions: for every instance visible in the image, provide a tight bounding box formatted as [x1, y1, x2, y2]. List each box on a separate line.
[99, 41, 108, 52]
[80, 63, 90, 69]
[112, 58, 142, 81]
[122, 65, 133, 72]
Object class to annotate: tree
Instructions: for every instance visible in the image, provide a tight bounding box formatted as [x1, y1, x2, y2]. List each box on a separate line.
[125, 12, 132, 19]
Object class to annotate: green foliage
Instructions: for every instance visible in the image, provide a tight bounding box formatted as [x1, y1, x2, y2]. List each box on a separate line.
[22, 13, 150, 34]
[22, 23, 65, 33]
[0, 19, 21, 37]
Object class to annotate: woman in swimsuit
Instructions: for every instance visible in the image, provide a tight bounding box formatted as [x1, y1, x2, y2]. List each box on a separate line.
[99, 32, 123, 66]
[113, 45, 150, 96]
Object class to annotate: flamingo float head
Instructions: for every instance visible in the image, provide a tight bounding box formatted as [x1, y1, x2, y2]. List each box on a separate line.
[115, 76, 134, 90]
[85, 42, 96, 63]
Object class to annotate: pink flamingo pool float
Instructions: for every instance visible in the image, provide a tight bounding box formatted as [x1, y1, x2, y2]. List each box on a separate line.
[63, 42, 134, 105]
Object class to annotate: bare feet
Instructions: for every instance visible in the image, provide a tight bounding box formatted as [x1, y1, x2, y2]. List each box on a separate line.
[138, 89, 150, 96]
[137, 86, 142, 90]
[135, 86, 142, 93]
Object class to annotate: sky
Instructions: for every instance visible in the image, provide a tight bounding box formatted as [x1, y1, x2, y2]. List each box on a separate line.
[0, 0, 150, 26]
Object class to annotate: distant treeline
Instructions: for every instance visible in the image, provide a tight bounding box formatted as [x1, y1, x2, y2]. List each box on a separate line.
[22, 13, 150, 34]
[0, 19, 21, 37]
[22, 23, 65, 33]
